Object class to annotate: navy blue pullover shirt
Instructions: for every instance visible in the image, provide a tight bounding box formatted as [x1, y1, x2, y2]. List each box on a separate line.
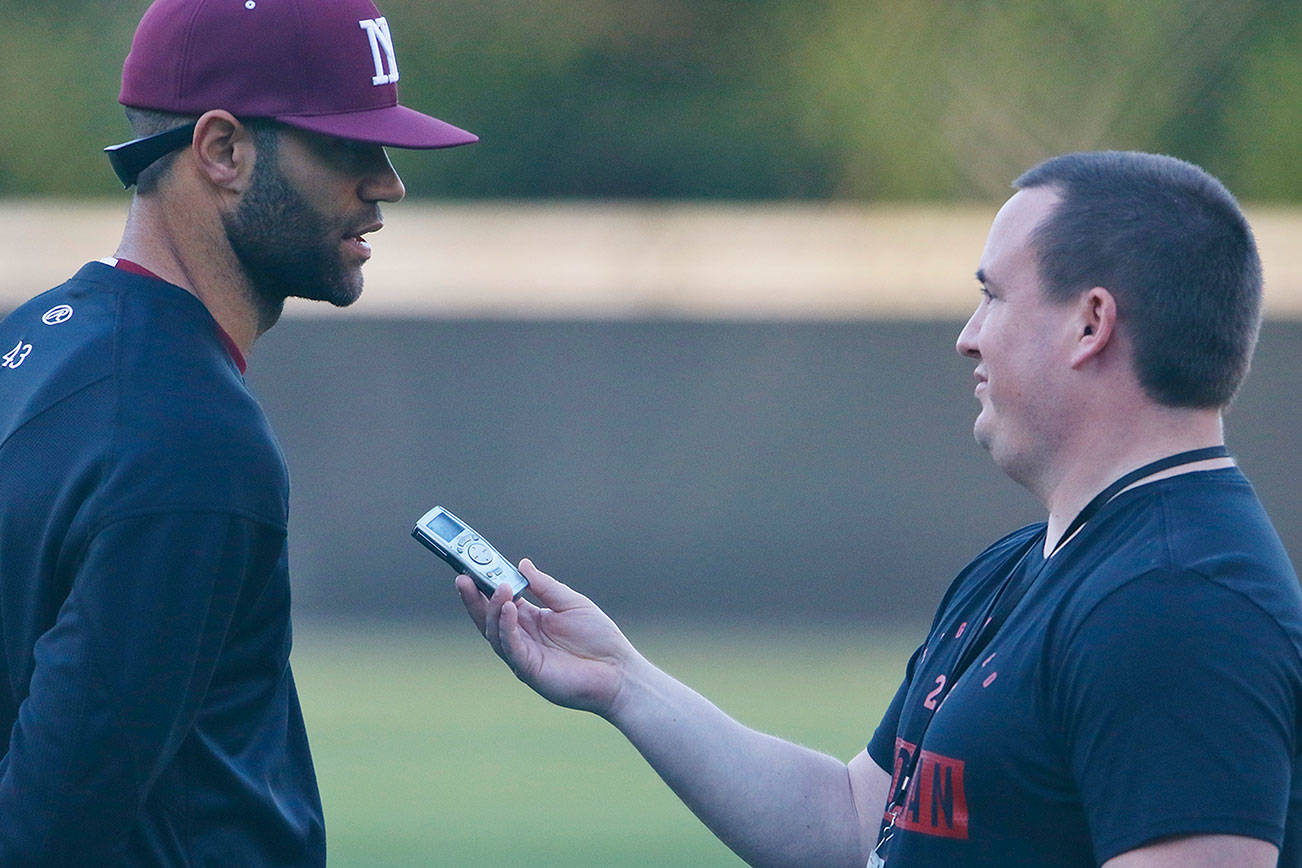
[0, 263, 325, 865]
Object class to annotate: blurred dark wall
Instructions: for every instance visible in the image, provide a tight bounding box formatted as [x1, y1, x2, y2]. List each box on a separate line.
[244, 318, 1302, 633]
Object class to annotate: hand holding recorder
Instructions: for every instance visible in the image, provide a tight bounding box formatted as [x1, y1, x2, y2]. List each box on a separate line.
[456, 561, 644, 718]
[411, 507, 642, 717]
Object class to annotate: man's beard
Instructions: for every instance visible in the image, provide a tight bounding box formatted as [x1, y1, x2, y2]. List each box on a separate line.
[222, 152, 369, 330]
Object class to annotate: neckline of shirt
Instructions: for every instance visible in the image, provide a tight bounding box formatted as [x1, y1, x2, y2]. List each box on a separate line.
[99, 256, 247, 374]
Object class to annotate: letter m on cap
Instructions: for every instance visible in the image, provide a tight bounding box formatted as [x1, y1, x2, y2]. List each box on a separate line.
[359, 17, 399, 86]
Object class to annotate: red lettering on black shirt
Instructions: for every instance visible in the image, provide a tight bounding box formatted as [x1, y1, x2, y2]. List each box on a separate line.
[887, 738, 970, 840]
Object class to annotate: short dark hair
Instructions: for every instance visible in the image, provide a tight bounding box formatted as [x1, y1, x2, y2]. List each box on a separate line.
[123, 108, 280, 196]
[1015, 151, 1262, 409]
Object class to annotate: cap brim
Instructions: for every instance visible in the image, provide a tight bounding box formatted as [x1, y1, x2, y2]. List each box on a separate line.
[275, 104, 477, 149]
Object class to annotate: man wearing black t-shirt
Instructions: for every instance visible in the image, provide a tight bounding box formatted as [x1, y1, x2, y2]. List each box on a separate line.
[0, 0, 474, 863]
[458, 151, 1300, 867]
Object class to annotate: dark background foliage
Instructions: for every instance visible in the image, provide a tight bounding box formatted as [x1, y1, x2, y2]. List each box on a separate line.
[3, 0, 1299, 200]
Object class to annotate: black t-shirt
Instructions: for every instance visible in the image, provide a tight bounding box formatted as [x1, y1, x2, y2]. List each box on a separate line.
[0, 263, 324, 865]
[868, 468, 1302, 866]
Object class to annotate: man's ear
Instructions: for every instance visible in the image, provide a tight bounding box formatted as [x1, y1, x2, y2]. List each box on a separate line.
[1069, 286, 1117, 369]
[190, 110, 259, 193]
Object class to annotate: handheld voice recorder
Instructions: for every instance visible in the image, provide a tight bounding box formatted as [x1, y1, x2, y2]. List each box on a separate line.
[411, 506, 529, 598]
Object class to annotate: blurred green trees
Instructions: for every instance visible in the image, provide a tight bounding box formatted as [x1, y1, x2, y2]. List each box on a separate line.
[2, 0, 1297, 199]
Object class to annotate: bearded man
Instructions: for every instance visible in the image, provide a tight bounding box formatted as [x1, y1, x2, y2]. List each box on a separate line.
[0, 0, 474, 863]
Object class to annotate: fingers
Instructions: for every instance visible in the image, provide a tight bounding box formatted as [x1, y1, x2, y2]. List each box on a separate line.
[457, 564, 561, 680]
[456, 574, 488, 632]
[482, 581, 512, 656]
[457, 575, 514, 643]
[497, 597, 528, 673]
[457, 574, 533, 678]
[519, 558, 590, 611]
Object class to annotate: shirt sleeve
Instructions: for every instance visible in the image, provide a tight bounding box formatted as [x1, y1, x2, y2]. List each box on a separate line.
[868, 642, 926, 773]
[1051, 569, 1300, 863]
[0, 509, 285, 863]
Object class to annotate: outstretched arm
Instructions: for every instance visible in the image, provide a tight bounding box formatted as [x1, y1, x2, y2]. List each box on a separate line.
[458, 560, 890, 868]
[1103, 835, 1276, 867]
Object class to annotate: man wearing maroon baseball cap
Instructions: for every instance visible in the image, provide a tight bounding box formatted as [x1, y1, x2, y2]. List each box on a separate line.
[108, 0, 478, 187]
[0, 1, 474, 864]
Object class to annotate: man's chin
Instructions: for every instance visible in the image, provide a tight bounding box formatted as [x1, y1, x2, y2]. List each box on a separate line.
[292, 276, 363, 308]
[320, 288, 362, 308]
[972, 415, 994, 452]
[324, 267, 364, 307]
[289, 293, 361, 309]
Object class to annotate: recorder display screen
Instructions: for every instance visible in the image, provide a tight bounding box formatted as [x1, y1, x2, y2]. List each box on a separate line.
[429, 513, 465, 542]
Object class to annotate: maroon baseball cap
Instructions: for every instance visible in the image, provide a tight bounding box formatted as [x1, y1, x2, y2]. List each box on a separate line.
[119, 0, 477, 149]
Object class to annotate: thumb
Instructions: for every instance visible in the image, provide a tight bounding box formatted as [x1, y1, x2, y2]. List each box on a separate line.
[519, 558, 589, 611]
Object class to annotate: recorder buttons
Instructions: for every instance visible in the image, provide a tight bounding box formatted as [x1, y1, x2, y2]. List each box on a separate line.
[467, 542, 493, 565]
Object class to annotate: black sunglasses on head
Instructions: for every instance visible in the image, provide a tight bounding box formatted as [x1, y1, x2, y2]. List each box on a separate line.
[103, 121, 198, 188]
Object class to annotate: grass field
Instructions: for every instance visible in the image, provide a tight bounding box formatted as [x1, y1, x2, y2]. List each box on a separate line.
[292, 621, 919, 866]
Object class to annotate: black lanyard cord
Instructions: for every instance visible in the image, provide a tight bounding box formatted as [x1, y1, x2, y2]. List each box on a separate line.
[1052, 445, 1229, 557]
[873, 445, 1231, 857]
[942, 444, 1231, 696]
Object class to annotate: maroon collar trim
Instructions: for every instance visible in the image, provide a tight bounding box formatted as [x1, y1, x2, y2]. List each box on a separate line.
[108, 257, 248, 374]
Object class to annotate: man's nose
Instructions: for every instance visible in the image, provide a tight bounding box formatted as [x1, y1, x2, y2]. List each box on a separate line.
[956, 309, 982, 359]
[359, 149, 406, 204]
